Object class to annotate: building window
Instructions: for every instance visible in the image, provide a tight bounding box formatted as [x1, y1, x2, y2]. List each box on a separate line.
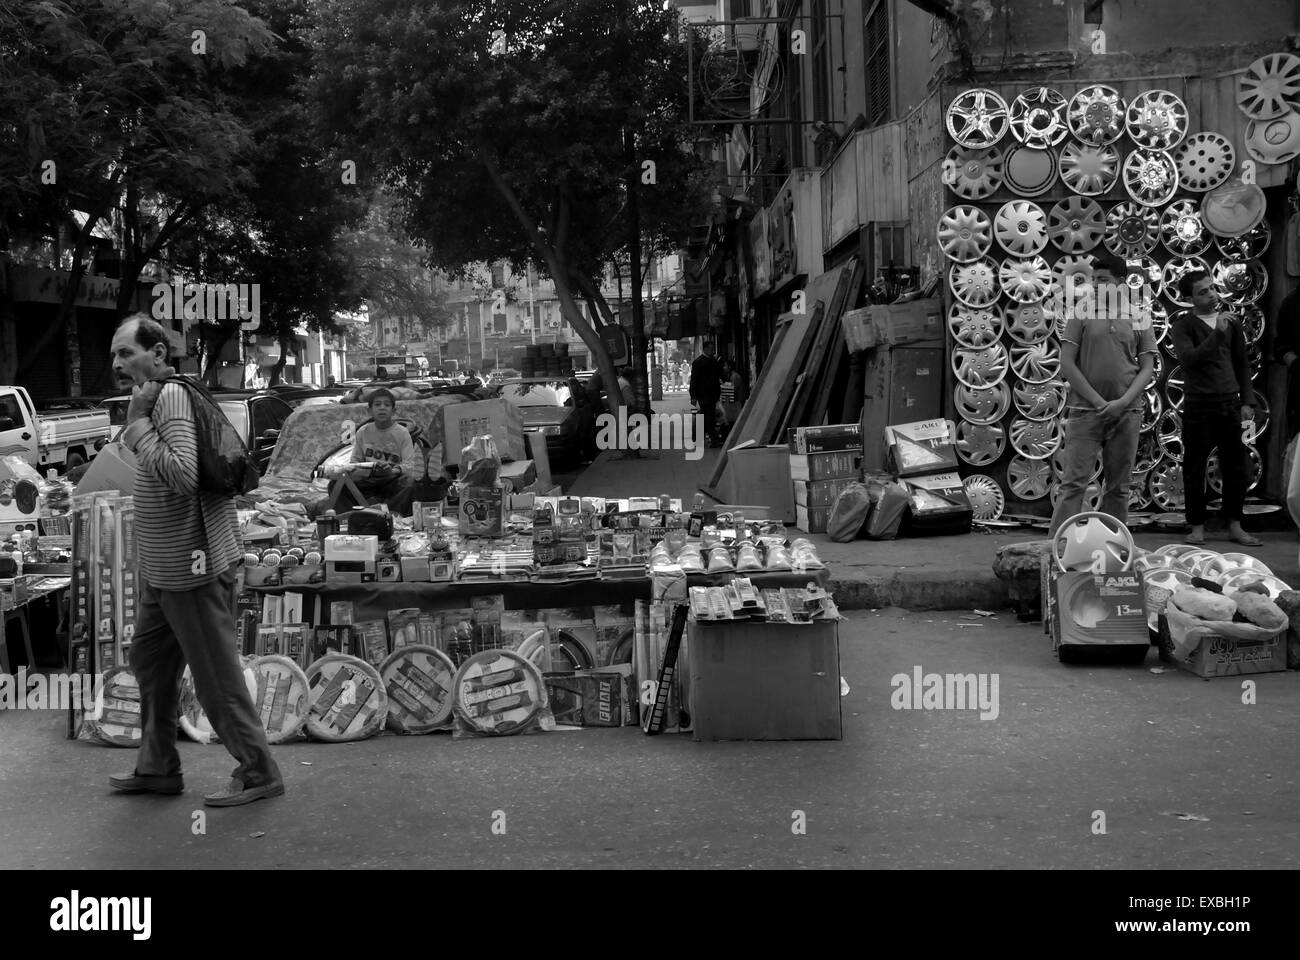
[875, 223, 908, 273]
[864, 0, 890, 126]
[491, 262, 505, 288]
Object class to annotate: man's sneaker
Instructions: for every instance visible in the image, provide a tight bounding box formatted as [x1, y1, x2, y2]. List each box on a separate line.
[109, 771, 184, 795]
[203, 777, 285, 808]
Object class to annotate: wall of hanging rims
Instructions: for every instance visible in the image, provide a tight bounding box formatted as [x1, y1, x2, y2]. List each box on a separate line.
[940, 68, 1300, 525]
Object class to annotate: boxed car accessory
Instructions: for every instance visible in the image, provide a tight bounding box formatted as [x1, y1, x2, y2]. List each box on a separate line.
[885, 419, 959, 478]
[351, 619, 390, 669]
[311, 625, 351, 662]
[1045, 566, 1147, 653]
[387, 608, 422, 649]
[901, 472, 973, 534]
[256, 624, 282, 657]
[788, 450, 863, 483]
[787, 423, 864, 455]
[279, 623, 309, 666]
[376, 559, 402, 582]
[459, 482, 506, 538]
[329, 600, 354, 625]
[86, 666, 142, 747]
[111, 496, 138, 659]
[324, 534, 378, 583]
[544, 668, 633, 727]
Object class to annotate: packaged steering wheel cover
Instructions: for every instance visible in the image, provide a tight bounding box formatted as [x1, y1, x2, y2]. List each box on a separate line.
[87, 666, 142, 748]
[379, 645, 456, 734]
[179, 657, 260, 745]
[452, 649, 553, 738]
[305, 654, 388, 742]
[249, 655, 312, 744]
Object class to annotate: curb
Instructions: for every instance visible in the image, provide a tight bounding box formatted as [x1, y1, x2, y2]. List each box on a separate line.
[828, 572, 1011, 612]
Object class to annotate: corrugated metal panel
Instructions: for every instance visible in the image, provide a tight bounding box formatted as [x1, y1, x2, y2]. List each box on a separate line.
[856, 120, 907, 224]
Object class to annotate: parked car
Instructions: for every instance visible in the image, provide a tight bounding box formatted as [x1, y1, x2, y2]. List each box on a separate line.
[101, 389, 293, 474]
[497, 378, 580, 466]
[0, 385, 112, 473]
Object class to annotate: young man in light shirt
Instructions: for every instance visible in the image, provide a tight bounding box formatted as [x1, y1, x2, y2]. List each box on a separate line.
[1170, 270, 1260, 546]
[344, 388, 417, 514]
[1049, 254, 1157, 537]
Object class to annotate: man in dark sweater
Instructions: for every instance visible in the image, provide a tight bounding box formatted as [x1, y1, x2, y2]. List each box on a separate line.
[689, 341, 723, 446]
[1273, 285, 1300, 441]
[1171, 270, 1260, 546]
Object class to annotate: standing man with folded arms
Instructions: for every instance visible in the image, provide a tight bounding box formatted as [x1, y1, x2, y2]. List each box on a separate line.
[108, 314, 284, 807]
[1049, 254, 1157, 537]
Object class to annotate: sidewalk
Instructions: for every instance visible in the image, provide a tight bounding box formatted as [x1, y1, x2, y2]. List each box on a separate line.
[569, 401, 1300, 611]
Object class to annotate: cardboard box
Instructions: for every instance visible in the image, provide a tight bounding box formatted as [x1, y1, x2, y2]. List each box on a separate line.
[442, 398, 526, 467]
[1047, 567, 1148, 652]
[459, 483, 506, 538]
[324, 534, 378, 583]
[242, 564, 282, 588]
[376, 560, 402, 582]
[1157, 616, 1287, 678]
[794, 478, 859, 508]
[885, 419, 959, 477]
[499, 459, 537, 492]
[901, 472, 972, 530]
[725, 445, 795, 524]
[788, 450, 862, 482]
[281, 563, 326, 587]
[795, 503, 832, 534]
[399, 556, 432, 582]
[687, 619, 841, 740]
[786, 423, 864, 455]
[544, 670, 633, 727]
[842, 298, 943, 352]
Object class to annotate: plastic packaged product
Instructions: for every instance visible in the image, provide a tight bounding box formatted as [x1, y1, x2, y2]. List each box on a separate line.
[452, 649, 552, 738]
[677, 545, 706, 573]
[706, 546, 735, 573]
[304, 654, 388, 742]
[764, 545, 793, 571]
[827, 482, 872, 542]
[379, 645, 456, 734]
[735, 541, 763, 572]
[248, 655, 312, 744]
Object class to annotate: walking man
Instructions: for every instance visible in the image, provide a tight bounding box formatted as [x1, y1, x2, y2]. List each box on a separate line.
[109, 314, 284, 807]
[1049, 254, 1157, 536]
[689, 341, 723, 447]
[1171, 270, 1261, 546]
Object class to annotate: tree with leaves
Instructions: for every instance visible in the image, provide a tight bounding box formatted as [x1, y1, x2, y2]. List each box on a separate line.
[307, 0, 712, 414]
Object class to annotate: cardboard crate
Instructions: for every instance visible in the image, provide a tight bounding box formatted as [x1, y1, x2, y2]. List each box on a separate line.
[788, 450, 862, 482]
[1047, 566, 1148, 654]
[1157, 615, 1287, 678]
[900, 471, 972, 535]
[795, 504, 832, 534]
[441, 398, 526, 466]
[794, 478, 859, 509]
[688, 618, 841, 741]
[725, 445, 795, 524]
[842, 298, 943, 351]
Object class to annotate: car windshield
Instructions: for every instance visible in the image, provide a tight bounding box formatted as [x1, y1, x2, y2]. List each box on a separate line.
[217, 401, 248, 438]
[501, 381, 571, 406]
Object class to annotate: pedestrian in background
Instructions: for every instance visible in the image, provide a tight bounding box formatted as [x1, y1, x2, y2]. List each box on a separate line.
[719, 359, 746, 437]
[109, 314, 284, 807]
[689, 341, 723, 446]
[1171, 270, 1260, 546]
[1049, 254, 1156, 537]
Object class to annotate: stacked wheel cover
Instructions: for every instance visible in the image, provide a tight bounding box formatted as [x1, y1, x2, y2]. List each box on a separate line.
[943, 79, 1282, 516]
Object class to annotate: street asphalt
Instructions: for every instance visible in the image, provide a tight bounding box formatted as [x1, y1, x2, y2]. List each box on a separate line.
[3, 608, 1297, 870]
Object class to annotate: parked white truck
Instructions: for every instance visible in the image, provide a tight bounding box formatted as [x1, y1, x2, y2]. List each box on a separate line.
[0, 385, 111, 473]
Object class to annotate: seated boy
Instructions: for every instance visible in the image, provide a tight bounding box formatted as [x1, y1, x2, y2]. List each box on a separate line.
[340, 388, 417, 515]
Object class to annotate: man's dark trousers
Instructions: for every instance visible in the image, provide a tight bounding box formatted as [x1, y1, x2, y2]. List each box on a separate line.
[698, 392, 720, 443]
[1182, 397, 1249, 524]
[131, 569, 280, 787]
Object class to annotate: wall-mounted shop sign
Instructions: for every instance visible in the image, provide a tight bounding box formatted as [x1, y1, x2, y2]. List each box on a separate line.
[6, 264, 120, 308]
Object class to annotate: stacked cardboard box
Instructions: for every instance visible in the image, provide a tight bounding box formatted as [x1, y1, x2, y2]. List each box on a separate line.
[787, 425, 863, 534]
[884, 420, 972, 536]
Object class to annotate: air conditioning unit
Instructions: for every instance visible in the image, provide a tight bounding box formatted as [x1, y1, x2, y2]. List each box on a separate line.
[548, 319, 562, 329]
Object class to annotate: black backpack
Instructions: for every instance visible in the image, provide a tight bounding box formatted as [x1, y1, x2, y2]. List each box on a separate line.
[163, 377, 260, 496]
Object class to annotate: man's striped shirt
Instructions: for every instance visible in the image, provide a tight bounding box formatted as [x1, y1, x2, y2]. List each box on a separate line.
[121, 381, 241, 591]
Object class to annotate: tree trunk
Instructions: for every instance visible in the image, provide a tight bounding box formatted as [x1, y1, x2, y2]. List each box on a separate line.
[624, 128, 650, 416]
[270, 334, 288, 386]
